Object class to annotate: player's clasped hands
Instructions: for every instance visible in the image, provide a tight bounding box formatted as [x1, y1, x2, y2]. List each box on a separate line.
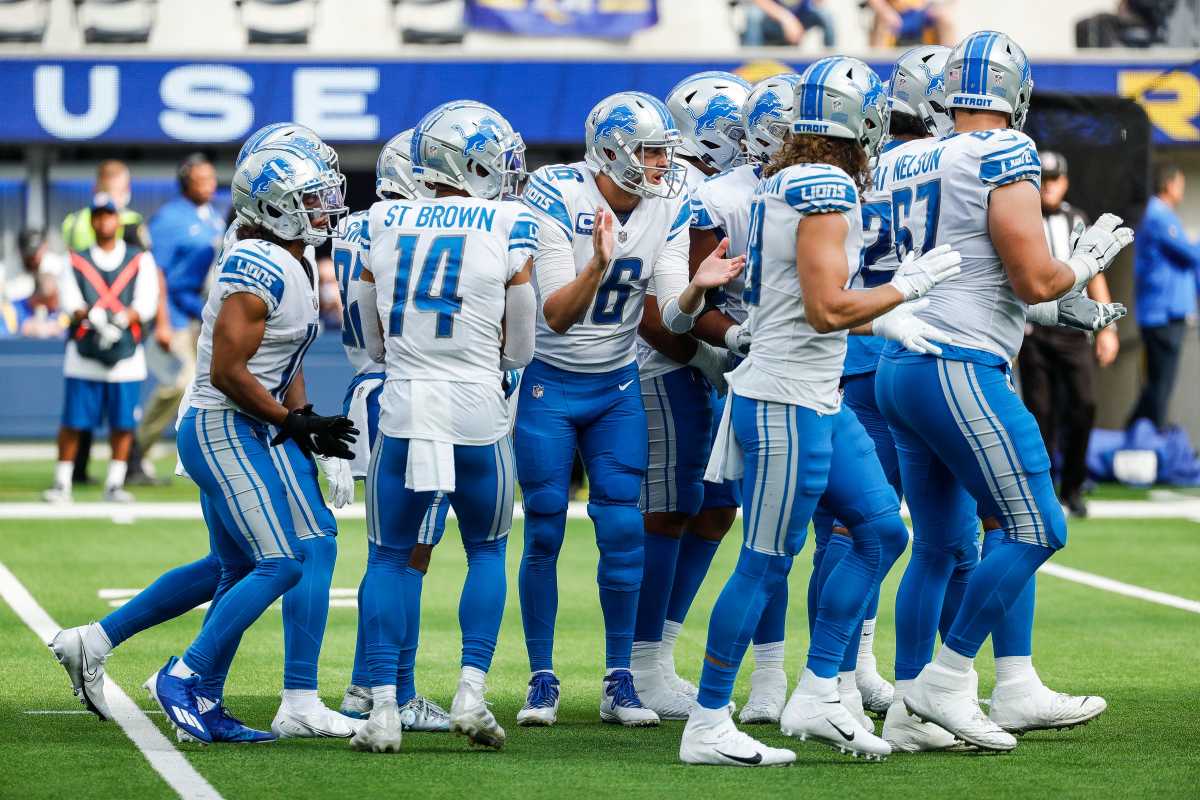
[272, 404, 359, 460]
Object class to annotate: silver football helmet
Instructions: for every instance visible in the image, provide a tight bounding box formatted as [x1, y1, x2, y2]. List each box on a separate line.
[236, 121, 340, 174]
[410, 101, 525, 201]
[889, 45, 953, 138]
[741, 73, 802, 164]
[376, 129, 433, 201]
[584, 91, 685, 199]
[665, 71, 753, 173]
[944, 31, 1034, 130]
[792, 56, 890, 156]
[232, 143, 347, 247]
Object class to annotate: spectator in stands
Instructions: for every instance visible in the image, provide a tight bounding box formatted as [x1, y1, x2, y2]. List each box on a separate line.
[1128, 162, 1200, 430]
[3, 228, 66, 302]
[129, 153, 223, 485]
[867, 0, 954, 46]
[44, 194, 159, 504]
[1019, 152, 1120, 518]
[14, 273, 70, 339]
[740, 0, 835, 47]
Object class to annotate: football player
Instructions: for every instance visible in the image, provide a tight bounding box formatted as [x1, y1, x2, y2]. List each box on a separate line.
[874, 31, 1129, 751]
[514, 91, 744, 727]
[350, 101, 535, 753]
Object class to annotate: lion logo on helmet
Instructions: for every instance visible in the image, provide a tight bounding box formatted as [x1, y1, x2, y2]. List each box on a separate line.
[248, 157, 295, 198]
[593, 104, 639, 143]
[747, 92, 784, 130]
[453, 117, 503, 154]
[692, 94, 741, 134]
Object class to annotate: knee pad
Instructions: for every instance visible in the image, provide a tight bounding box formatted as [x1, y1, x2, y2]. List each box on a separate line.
[588, 465, 644, 508]
[596, 537, 643, 593]
[522, 483, 568, 518]
[465, 536, 506, 563]
[262, 556, 304, 588]
[854, 512, 909, 568]
[595, 508, 645, 592]
[368, 542, 412, 571]
[300, 534, 337, 569]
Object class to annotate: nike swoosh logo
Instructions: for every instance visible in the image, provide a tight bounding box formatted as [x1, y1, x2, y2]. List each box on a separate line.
[618, 380, 634, 391]
[829, 721, 855, 741]
[716, 749, 763, 765]
[81, 648, 98, 682]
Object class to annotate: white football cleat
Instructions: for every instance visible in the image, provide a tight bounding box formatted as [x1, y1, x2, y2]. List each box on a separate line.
[272, 698, 363, 739]
[600, 669, 660, 727]
[988, 681, 1107, 734]
[516, 671, 560, 726]
[779, 688, 891, 760]
[42, 484, 72, 504]
[450, 680, 505, 749]
[632, 667, 694, 721]
[856, 667, 895, 716]
[350, 701, 402, 753]
[48, 624, 112, 720]
[339, 684, 372, 720]
[738, 667, 787, 725]
[659, 650, 698, 700]
[904, 663, 1016, 752]
[680, 708, 795, 767]
[838, 677, 875, 733]
[103, 485, 134, 503]
[882, 700, 959, 752]
[399, 695, 451, 732]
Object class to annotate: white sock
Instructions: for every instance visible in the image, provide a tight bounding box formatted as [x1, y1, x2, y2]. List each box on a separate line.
[372, 685, 397, 706]
[797, 667, 837, 698]
[994, 655, 1038, 687]
[689, 703, 729, 727]
[857, 617, 877, 668]
[460, 666, 487, 692]
[630, 640, 660, 673]
[105, 460, 127, 490]
[893, 679, 914, 703]
[54, 461, 73, 490]
[660, 620, 681, 666]
[282, 689, 320, 710]
[752, 640, 785, 672]
[84, 622, 113, 657]
[169, 658, 196, 679]
[933, 645, 974, 675]
[838, 670, 858, 693]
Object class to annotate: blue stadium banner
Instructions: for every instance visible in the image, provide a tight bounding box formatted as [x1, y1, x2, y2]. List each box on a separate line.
[465, 0, 658, 39]
[2, 56, 1197, 146]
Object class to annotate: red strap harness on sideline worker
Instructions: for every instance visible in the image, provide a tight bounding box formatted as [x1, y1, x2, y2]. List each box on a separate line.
[69, 250, 144, 342]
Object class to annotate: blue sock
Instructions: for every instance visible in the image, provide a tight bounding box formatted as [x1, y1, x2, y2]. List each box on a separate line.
[460, 537, 508, 672]
[839, 514, 907, 672]
[895, 538, 958, 680]
[282, 536, 337, 691]
[396, 566, 424, 704]
[184, 557, 302, 679]
[634, 531, 680, 642]
[591, 502, 644, 670]
[939, 545, 978, 642]
[807, 522, 882, 678]
[807, 506, 835, 635]
[99, 554, 221, 647]
[196, 561, 253, 700]
[944, 536, 1054, 658]
[665, 533, 720, 625]
[753, 576, 787, 645]
[697, 547, 791, 709]
[983, 530, 1036, 658]
[361, 542, 411, 688]
[350, 575, 371, 687]
[518, 508, 566, 673]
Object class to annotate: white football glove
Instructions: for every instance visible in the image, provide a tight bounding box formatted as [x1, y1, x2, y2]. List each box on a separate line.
[689, 340, 730, 397]
[889, 244, 963, 301]
[87, 305, 108, 330]
[871, 299, 953, 356]
[1067, 213, 1134, 291]
[1057, 291, 1127, 332]
[723, 323, 752, 358]
[96, 322, 124, 350]
[317, 454, 355, 508]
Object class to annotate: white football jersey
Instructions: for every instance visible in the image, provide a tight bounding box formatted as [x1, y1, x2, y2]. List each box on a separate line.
[330, 210, 377, 375]
[884, 129, 1040, 362]
[691, 162, 758, 325]
[366, 197, 537, 445]
[523, 162, 691, 374]
[728, 163, 862, 415]
[190, 239, 320, 413]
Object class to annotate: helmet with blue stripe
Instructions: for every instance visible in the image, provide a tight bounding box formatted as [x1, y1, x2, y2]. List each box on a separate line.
[792, 56, 889, 156]
[410, 101, 525, 201]
[664, 71, 753, 173]
[376, 129, 433, 201]
[236, 121, 340, 175]
[944, 31, 1034, 130]
[232, 143, 347, 247]
[889, 45, 953, 138]
[741, 73, 801, 164]
[584, 91, 686, 199]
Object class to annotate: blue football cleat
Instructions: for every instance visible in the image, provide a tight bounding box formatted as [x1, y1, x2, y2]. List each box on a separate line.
[178, 699, 275, 744]
[147, 656, 212, 744]
[516, 671, 560, 726]
[600, 669, 659, 727]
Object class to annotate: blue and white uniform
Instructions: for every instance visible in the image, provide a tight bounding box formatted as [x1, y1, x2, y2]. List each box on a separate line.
[517, 161, 691, 673]
[874, 129, 1065, 669]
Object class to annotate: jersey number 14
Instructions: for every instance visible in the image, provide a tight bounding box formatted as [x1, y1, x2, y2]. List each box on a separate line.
[388, 234, 465, 339]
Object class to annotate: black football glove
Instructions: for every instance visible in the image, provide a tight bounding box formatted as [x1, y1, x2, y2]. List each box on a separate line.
[271, 404, 358, 459]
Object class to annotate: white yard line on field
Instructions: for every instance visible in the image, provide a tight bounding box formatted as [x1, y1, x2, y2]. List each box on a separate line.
[0, 561, 223, 800]
[1039, 562, 1200, 614]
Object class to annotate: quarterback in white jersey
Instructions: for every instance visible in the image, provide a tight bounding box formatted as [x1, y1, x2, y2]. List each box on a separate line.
[352, 101, 536, 754]
[515, 91, 744, 729]
[875, 31, 1130, 752]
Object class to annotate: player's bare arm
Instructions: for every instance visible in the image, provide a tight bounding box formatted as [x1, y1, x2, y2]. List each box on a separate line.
[209, 292, 289, 426]
[542, 207, 613, 333]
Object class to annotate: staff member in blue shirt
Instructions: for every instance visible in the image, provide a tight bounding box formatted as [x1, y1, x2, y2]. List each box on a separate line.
[1128, 163, 1200, 430]
[130, 153, 224, 483]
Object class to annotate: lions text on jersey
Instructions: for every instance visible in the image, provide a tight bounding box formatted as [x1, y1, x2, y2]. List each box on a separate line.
[366, 196, 537, 446]
[731, 163, 862, 415]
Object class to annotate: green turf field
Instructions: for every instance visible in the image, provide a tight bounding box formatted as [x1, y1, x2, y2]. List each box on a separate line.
[0, 508, 1198, 800]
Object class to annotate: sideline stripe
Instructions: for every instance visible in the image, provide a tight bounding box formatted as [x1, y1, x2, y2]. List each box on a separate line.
[1039, 562, 1200, 615]
[0, 561, 223, 800]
